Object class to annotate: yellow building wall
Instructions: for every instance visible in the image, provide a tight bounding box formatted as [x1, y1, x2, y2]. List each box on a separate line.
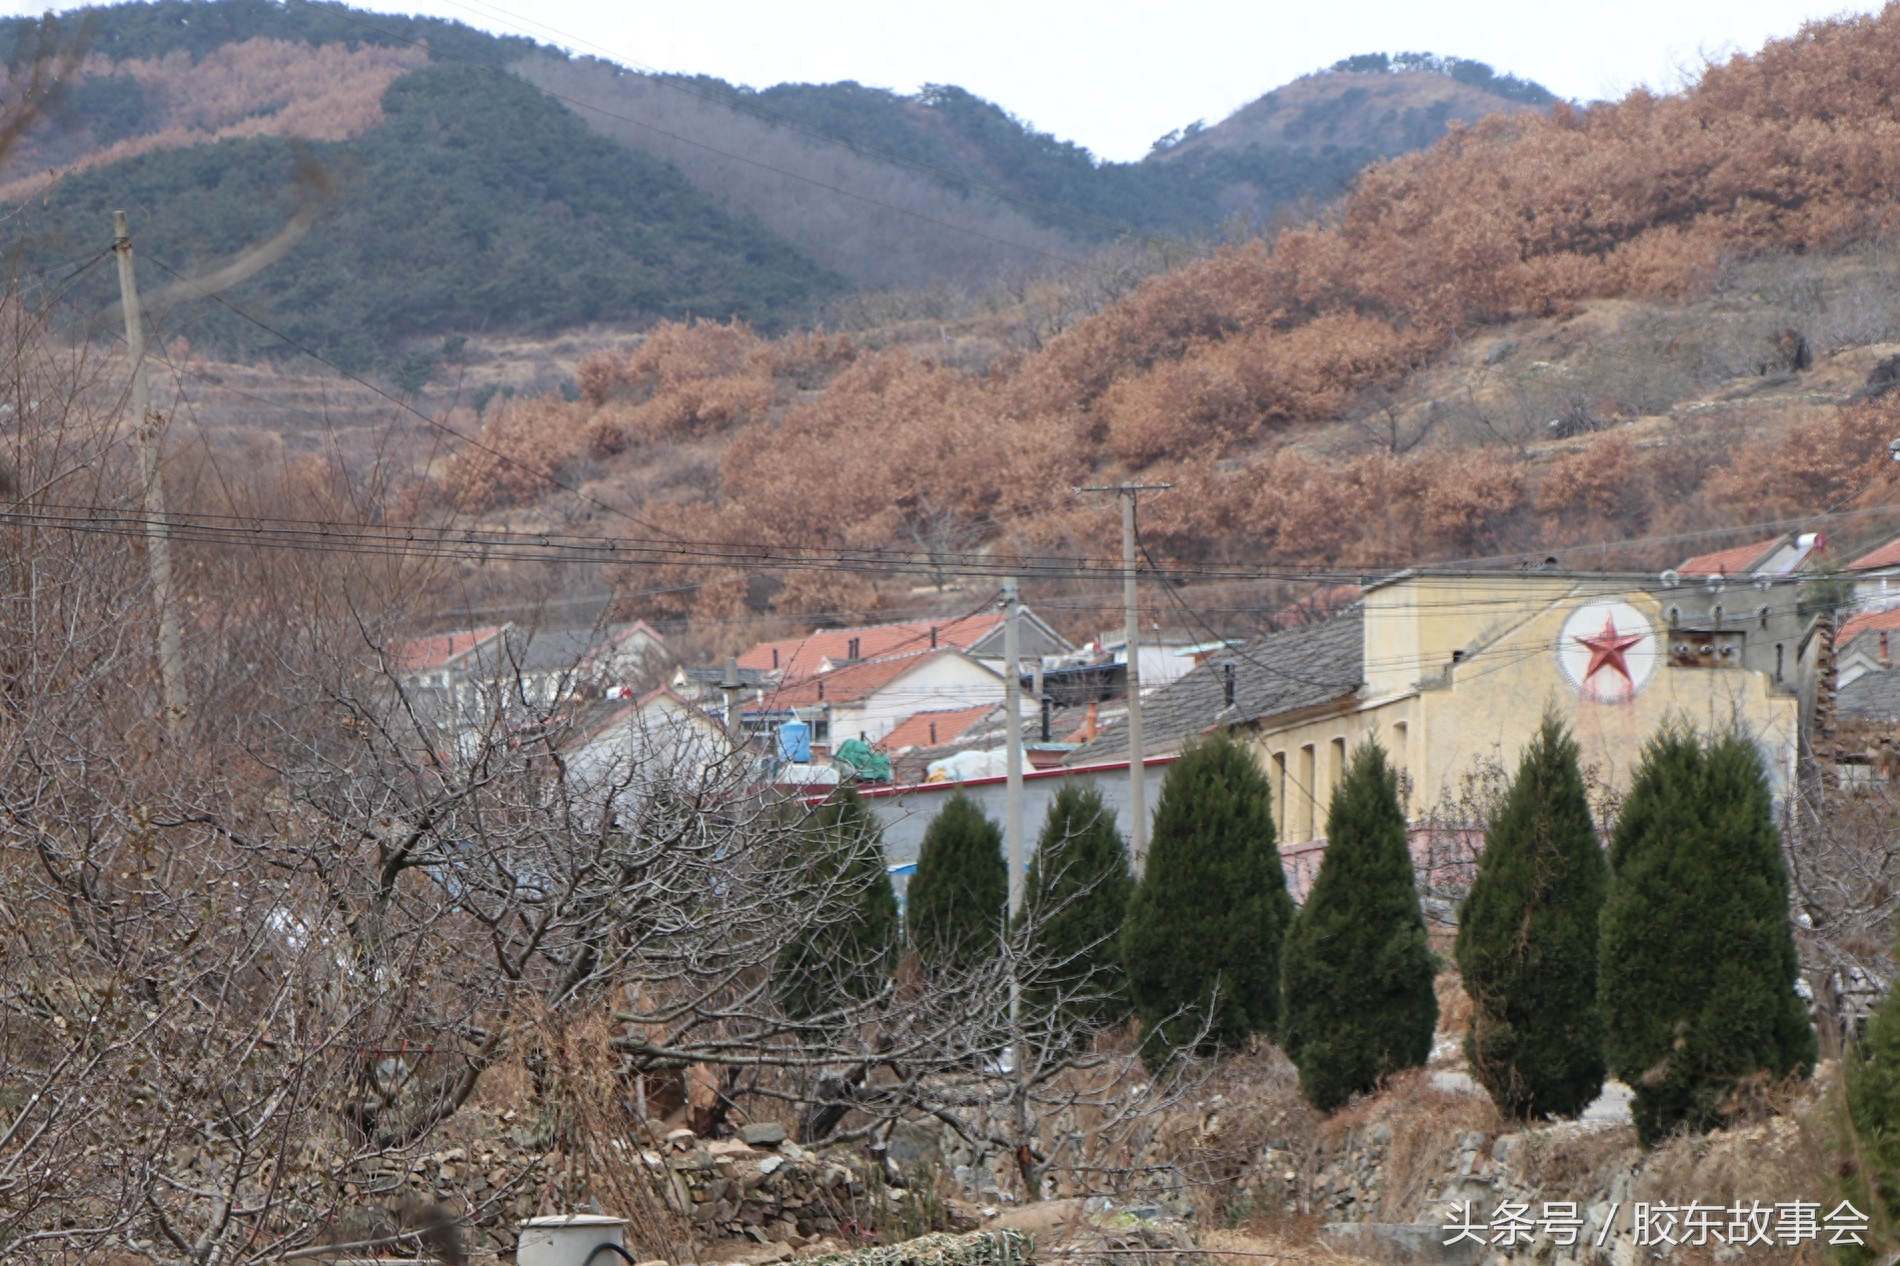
[1248, 575, 1800, 844]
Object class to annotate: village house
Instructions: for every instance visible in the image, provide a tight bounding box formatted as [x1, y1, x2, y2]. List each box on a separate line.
[393, 620, 667, 725]
[1846, 531, 1900, 616]
[1069, 567, 1808, 890]
[563, 686, 738, 796]
[755, 647, 1015, 748]
[737, 609, 1071, 680]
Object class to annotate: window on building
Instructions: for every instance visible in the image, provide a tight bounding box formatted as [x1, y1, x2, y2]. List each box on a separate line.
[1272, 750, 1288, 843]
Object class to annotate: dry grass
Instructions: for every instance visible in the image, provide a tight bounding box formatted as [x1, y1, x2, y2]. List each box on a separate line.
[1319, 1069, 1503, 1222]
[1200, 1225, 1377, 1265]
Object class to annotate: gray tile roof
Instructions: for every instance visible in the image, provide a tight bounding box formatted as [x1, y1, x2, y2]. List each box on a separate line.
[1839, 669, 1900, 721]
[1067, 608, 1365, 764]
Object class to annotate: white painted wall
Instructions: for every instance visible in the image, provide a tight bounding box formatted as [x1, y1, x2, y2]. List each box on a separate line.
[855, 757, 1175, 897]
[827, 654, 1010, 746]
[568, 694, 734, 795]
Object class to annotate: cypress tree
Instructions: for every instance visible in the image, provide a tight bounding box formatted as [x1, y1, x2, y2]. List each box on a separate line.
[1281, 740, 1438, 1112]
[774, 786, 900, 1024]
[1123, 733, 1295, 1067]
[1022, 782, 1135, 1028]
[1599, 727, 1816, 1147]
[906, 792, 1008, 972]
[1455, 716, 1609, 1120]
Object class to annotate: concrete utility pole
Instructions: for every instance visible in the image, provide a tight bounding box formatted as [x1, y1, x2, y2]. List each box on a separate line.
[1076, 483, 1170, 873]
[1003, 578, 1025, 923]
[720, 656, 745, 740]
[114, 210, 188, 737]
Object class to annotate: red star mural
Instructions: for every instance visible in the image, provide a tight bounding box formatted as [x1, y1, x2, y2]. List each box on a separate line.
[1575, 613, 1642, 687]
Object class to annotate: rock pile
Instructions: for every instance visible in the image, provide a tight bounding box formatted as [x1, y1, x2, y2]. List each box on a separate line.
[654, 1123, 873, 1250]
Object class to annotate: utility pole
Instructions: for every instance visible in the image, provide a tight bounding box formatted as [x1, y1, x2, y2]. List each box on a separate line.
[114, 210, 188, 737]
[1076, 483, 1170, 873]
[1001, 575, 1032, 1197]
[1003, 578, 1025, 925]
[720, 656, 745, 741]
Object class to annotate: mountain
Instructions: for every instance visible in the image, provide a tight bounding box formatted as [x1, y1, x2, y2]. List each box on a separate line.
[7, 58, 843, 371]
[0, 1, 1557, 367]
[400, 6, 1900, 635]
[1158, 57, 1552, 161]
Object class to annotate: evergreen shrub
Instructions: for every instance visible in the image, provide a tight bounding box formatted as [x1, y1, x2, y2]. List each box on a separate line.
[1599, 726, 1816, 1147]
[1455, 715, 1608, 1119]
[1022, 782, 1135, 1027]
[1123, 733, 1295, 1067]
[1281, 740, 1438, 1111]
[907, 792, 1008, 972]
[773, 786, 899, 1023]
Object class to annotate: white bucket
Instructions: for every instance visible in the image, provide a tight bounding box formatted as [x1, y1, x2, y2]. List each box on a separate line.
[517, 1214, 629, 1266]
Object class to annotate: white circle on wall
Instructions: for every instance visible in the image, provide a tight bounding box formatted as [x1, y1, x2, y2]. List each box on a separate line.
[1556, 599, 1658, 703]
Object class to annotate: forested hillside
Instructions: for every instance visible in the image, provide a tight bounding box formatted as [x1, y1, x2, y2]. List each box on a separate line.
[0, 0, 1557, 356]
[422, 6, 1900, 633]
[9, 60, 840, 370]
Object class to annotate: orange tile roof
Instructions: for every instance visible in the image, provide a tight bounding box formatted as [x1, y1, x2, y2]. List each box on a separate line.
[1677, 536, 1786, 578]
[877, 704, 998, 752]
[1849, 536, 1900, 572]
[1838, 606, 1900, 648]
[392, 626, 504, 674]
[760, 649, 950, 708]
[739, 613, 1003, 677]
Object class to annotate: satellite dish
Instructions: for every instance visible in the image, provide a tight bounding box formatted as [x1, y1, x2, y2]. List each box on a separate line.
[1660, 569, 1681, 589]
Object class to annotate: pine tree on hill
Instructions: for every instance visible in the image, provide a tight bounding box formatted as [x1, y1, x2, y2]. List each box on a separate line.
[1022, 782, 1135, 1028]
[1455, 716, 1608, 1120]
[1281, 740, 1438, 1111]
[907, 793, 1008, 972]
[773, 786, 899, 1024]
[1599, 727, 1816, 1147]
[1123, 733, 1295, 1068]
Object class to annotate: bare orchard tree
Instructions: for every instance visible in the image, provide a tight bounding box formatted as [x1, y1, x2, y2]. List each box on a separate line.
[611, 818, 1212, 1206]
[1784, 763, 1900, 1057]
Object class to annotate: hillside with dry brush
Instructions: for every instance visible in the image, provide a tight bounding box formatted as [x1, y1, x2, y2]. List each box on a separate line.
[418, 6, 1900, 637]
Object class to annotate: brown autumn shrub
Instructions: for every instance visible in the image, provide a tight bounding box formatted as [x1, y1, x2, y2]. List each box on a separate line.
[431, 8, 1900, 619]
[1700, 398, 1900, 520]
[576, 319, 776, 447]
[1, 38, 423, 201]
[1536, 433, 1653, 544]
[449, 393, 592, 511]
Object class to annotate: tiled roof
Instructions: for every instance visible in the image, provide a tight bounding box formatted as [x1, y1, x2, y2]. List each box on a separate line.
[1838, 607, 1900, 648]
[878, 704, 998, 752]
[1849, 535, 1900, 572]
[392, 626, 504, 674]
[1839, 670, 1900, 720]
[739, 614, 1005, 677]
[1068, 609, 1365, 763]
[760, 649, 971, 708]
[1677, 536, 1786, 578]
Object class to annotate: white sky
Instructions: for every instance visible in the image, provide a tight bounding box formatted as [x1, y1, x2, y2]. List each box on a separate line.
[11, 0, 1891, 160]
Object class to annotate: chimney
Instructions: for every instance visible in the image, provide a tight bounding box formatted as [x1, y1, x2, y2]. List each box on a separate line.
[817, 681, 824, 702]
[1080, 701, 1099, 742]
[847, 636, 860, 660]
[929, 625, 938, 648]
[1040, 697, 1051, 742]
[772, 647, 780, 670]
[928, 721, 938, 745]
[1222, 662, 1236, 709]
